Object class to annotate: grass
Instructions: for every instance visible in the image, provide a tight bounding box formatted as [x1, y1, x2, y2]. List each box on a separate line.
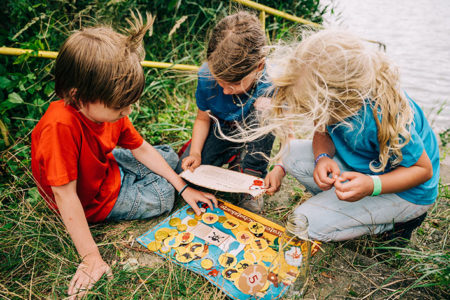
[1, 1, 449, 299]
[2, 162, 447, 299]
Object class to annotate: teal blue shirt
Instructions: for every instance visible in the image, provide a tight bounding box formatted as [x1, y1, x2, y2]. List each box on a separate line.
[195, 63, 272, 122]
[327, 95, 439, 205]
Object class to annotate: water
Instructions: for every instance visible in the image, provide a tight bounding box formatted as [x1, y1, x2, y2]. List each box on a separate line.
[321, 0, 450, 132]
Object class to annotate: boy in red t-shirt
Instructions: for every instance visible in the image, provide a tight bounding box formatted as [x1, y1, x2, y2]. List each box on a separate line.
[31, 13, 216, 297]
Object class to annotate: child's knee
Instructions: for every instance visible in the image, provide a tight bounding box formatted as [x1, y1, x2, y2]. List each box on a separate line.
[282, 139, 315, 178]
[292, 204, 337, 242]
[155, 145, 179, 170]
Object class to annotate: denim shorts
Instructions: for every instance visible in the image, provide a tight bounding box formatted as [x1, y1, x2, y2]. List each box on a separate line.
[105, 145, 179, 221]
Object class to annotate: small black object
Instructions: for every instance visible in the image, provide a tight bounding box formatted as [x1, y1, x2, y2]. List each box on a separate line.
[178, 183, 189, 197]
[382, 212, 427, 244]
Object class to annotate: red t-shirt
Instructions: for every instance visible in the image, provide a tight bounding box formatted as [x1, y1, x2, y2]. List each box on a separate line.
[31, 100, 144, 223]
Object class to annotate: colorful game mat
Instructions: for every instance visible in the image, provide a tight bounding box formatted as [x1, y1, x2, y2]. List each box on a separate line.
[137, 200, 320, 299]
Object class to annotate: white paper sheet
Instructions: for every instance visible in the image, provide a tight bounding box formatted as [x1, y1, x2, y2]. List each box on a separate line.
[180, 165, 266, 197]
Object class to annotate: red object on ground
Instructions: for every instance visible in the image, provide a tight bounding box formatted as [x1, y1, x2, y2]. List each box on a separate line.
[177, 139, 192, 157]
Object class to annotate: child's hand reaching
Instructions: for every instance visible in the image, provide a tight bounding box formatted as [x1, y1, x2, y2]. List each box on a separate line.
[68, 252, 112, 299]
[181, 187, 218, 215]
[181, 153, 201, 172]
[264, 166, 285, 195]
[334, 172, 373, 202]
[313, 157, 340, 190]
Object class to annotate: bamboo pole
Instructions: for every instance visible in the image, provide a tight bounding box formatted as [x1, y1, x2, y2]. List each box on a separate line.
[232, 0, 322, 28]
[1, 1, 323, 68]
[0, 47, 199, 71]
[259, 10, 266, 31]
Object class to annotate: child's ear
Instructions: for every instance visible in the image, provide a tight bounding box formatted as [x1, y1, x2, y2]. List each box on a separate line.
[69, 88, 78, 98]
[257, 58, 265, 72]
[68, 88, 83, 109]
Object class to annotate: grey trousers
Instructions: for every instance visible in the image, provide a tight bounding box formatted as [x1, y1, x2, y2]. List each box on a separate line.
[283, 140, 431, 242]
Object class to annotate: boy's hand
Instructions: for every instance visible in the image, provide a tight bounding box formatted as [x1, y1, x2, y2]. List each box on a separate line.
[68, 252, 112, 299]
[334, 172, 373, 202]
[313, 157, 340, 190]
[264, 167, 285, 195]
[182, 187, 218, 215]
[181, 153, 201, 172]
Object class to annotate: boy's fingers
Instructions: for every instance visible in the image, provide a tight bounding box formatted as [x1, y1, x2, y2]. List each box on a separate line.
[202, 198, 214, 210]
[206, 193, 218, 208]
[68, 273, 80, 295]
[191, 203, 201, 215]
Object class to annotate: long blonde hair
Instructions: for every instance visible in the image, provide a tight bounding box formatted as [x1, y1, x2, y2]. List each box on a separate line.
[266, 29, 414, 172]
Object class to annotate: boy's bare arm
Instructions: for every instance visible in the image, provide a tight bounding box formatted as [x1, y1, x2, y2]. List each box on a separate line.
[182, 110, 211, 171]
[131, 141, 217, 214]
[51, 181, 110, 296]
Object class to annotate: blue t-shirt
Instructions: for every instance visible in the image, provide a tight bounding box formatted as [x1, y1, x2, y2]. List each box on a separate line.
[327, 95, 439, 205]
[195, 63, 272, 122]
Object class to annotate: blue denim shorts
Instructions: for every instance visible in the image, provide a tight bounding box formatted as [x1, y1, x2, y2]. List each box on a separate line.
[105, 145, 179, 221]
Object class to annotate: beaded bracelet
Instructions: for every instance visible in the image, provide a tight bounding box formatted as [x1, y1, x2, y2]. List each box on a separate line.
[314, 153, 332, 165]
[178, 184, 189, 197]
[370, 175, 382, 196]
[274, 164, 286, 176]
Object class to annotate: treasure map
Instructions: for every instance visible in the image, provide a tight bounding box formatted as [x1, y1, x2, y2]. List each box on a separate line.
[180, 165, 266, 198]
[137, 200, 320, 299]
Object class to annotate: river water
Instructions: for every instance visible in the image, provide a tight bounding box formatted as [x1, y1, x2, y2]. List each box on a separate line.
[320, 0, 450, 132]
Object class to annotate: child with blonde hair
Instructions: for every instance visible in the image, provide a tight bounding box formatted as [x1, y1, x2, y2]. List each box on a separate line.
[31, 12, 216, 296]
[263, 29, 439, 241]
[176, 11, 275, 213]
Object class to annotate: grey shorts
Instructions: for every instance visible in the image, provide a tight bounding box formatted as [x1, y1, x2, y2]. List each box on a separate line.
[105, 145, 179, 221]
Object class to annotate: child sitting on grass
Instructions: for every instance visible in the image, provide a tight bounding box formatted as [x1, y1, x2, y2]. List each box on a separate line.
[263, 29, 439, 242]
[31, 12, 216, 297]
[176, 11, 275, 213]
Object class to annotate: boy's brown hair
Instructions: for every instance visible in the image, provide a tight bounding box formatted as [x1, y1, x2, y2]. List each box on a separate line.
[55, 12, 154, 109]
[207, 11, 266, 83]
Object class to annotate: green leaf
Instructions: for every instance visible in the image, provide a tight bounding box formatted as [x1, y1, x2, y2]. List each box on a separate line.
[7, 92, 24, 104]
[0, 77, 12, 90]
[44, 82, 55, 96]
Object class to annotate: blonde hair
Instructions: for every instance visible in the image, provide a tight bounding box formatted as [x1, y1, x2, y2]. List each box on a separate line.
[266, 29, 414, 172]
[207, 11, 266, 83]
[55, 11, 154, 109]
